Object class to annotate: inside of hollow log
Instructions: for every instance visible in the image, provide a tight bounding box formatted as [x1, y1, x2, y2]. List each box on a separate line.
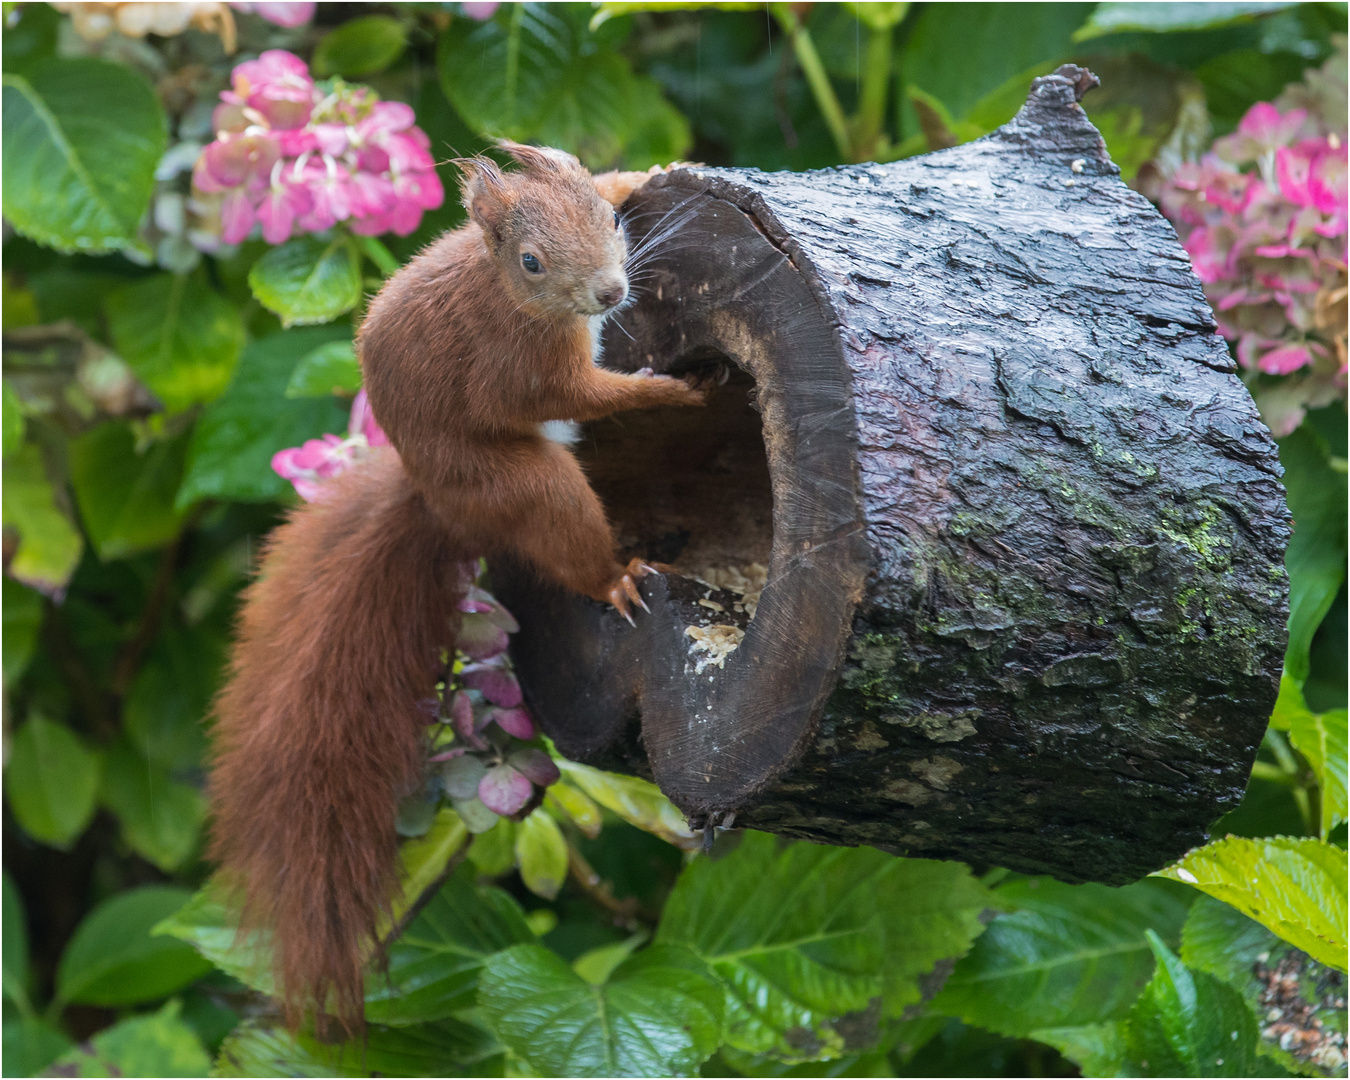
[578, 364, 774, 586]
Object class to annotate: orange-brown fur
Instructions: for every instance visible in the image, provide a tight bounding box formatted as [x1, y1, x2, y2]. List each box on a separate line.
[208, 145, 702, 1033]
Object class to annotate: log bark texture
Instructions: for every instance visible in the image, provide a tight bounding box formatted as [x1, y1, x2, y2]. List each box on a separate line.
[493, 67, 1291, 884]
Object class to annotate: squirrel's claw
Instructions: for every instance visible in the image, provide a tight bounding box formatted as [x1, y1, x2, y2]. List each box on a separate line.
[605, 559, 666, 624]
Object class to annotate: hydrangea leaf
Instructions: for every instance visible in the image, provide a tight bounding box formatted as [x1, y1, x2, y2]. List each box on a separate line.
[555, 759, 695, 848]
[177, 326, 350, 508]
[152, 880, 275, 995]
[248, 235, 363, 328]
[312, 15, 407, 77]
[1, 1017, 73, 1079]
[383, 807, 471, 938]
[56, 886, 211, 1007]
[69, 423, 188, 561]
[930, 877, 1193, 1036]
[1287, 705, 1348, 841]
[367, 862, 534, 1025]
[514, 807, 569, 901]
[105, 272, 244, 412]
[657, 832, 990, 1059]
[3, 577, 44, 686]
[2, 380, 25, 457]
[2, 58, 165, 253]
[5, 716, 100, 850]
[1158, 836, 1347, 973]
[123, 616, 223, 773]
[1122, 932, 1263, 1077]
[98, 738, 206, 873]
[284, 339, 362, 398]
[2, 443, 82, 593]
[1027, 1023, 1130, 1077]
[1074, 1, 1295, 39]
[3, 873, 29, 1012]
[478, 942, 724, 1077]
[52, 1000, 210, 1078]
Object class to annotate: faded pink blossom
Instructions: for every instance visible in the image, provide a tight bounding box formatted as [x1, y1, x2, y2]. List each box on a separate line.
[463, 661, 523, 708]
[478, 765, 534, 815]
[1257, 343, 1314, 375]
[461, 2, 500, 19]
[230, 2, 316, 27]
[508, 748, 559, 787]
[489, 707, 536, 739]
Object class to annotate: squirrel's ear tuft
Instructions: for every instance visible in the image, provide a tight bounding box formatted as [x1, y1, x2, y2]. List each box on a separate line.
[496, 139, 585, 177]
[457, 156, 514, 248]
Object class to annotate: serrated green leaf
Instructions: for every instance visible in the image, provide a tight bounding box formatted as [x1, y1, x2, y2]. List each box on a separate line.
[2, 58, 165, 253]
[1123, 932, 1263, 1077]
[69, 423, 188, 560]
[930, 877, 1193, 1037]
[312, 15, 407, 77]
[657, 832, 990, 1059]
[1074, 1, 1296, 40]
[248, 235, 362, 328]
[1159, 836, 1347, 973]
[514, 807, 568, 900]
[3, 873, 29, 1013]
[438, 4, 690, 170]
[383, 807, 471, 938]
[105, 272, 244, 412]
[56, 886, 211, 1007]
[479, 942, 724, 1077]
[1278, 425, 1347, 685]
[367, 862, 534, 1025]
[556, 759, 695, 847]
[98, 738, 206, 872]
[5, 716, 100, 849]
[54, 999, 211, 1078]
[3, 576, 44, 686]
[284, 339, 361, 399]
[1028, 1023, 1130, 1077]
[153, 880, 275, 995]
[2, 1016, 74, 1078]
[2, 442, 83, 593]
[3, 379, 25, 457]
[177, 326, 350, 508]
[573, 932, 647, 986]
[1288, 706, 1347, 841]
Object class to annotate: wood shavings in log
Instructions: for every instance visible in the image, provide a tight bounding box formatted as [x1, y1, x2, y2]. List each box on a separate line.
[685, 563, 767, 618]
[685, 624, 745, 673]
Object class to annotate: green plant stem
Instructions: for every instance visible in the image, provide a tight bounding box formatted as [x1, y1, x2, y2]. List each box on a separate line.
[357, 234, 400, 278]
[771, 3, 852, 162]
[1261, 728, 1315, 834]
[854, 23, 893, 161]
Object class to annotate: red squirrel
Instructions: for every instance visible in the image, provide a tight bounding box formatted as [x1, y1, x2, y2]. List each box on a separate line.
[208, 142, 705, 1033]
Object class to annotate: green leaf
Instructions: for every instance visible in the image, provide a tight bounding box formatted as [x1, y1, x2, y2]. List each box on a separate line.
[930, 877, 1193, 1036]
[52, 999, 211, 1078]
[177, 326, 351, 508]
[384, 807, 472, 937]
[3, 872, 29, 1012]
[98, 738, 207, 872]
[56, 886, 211, 1007]
[248, 235, 363, 328]
[2, 442, 83, 593]
[1288, 706, 1347, 841]
[437, 4, 691, 170]
[2, 1016, 74, 1078]
[284, 339, 362, 398]
[5, 716, 100, 849]
[69, 423, 187, 560]
[1123, 932, 1262, 1077]
[1278, 425, 1348, 685]
[153, 880, 275, 995]
[1182, 895, 1347, 1077]
[1028, 1023, 1131, 1077]
[105, 272, 245, 412]
[467, 817, 518, 876]
[478, 942, 724, 1077]
[1, 58, 165, 253]
[1074, 1, 1297, 40]
[1, 0, 59, 74]
[1158, 836, 1347, 973]
[574, 932, 647, 985]
[3, 576, 44, 685]
[367, 862, 534, 1025]
[123, 617, 222, 772]
[556, 759, 695, 847]
[514, 806, 568, 900]
[214, 1016, 502, 1077]
[843, 2, 909, 31]
[3, 379, 25, 457]
[657, 832, 990, 1058]
[312, 15, 408, 77]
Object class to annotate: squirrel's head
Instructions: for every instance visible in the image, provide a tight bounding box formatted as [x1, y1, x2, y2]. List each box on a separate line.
[459, 143, 629, 320]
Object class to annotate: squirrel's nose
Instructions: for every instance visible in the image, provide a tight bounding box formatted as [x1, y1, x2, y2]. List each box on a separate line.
[596, 283, 627, 309]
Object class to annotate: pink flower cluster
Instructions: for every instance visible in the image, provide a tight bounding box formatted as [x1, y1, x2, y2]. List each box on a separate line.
[193, 50, 444, 245]
[230, 2, 315, 26]
[1159, 101, 1347, 434]
[272, 389, 388, 501]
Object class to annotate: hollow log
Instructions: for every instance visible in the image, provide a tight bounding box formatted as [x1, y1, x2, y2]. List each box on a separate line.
[492, 67, 1290, 884]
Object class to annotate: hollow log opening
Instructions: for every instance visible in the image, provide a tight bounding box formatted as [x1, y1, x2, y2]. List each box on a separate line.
[492, 67, 1290, 885]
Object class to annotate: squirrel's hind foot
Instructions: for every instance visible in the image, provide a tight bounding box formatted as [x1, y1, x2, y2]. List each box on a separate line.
[599, 558, 661, 625]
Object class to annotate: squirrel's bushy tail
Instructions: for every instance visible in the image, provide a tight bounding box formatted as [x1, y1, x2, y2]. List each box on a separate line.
[209, 448, 463, 1033]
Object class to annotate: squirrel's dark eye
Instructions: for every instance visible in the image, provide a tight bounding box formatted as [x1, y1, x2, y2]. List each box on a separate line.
[613, 211, 620, 230]
[521, 252, 542, 274]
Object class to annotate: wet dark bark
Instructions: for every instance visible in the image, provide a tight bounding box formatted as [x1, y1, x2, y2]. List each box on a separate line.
[493, 67, 1290, 884]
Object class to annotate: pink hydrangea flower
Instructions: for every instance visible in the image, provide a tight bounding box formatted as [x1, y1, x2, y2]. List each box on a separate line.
[271, 389, 390, 500]
[1158, 99, 1346, 436]
[193, 50, 444, 245]
[230, 2, 317, 27]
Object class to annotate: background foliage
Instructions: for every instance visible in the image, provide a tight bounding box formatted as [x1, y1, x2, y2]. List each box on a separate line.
[2, 2, 1347, 1077]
